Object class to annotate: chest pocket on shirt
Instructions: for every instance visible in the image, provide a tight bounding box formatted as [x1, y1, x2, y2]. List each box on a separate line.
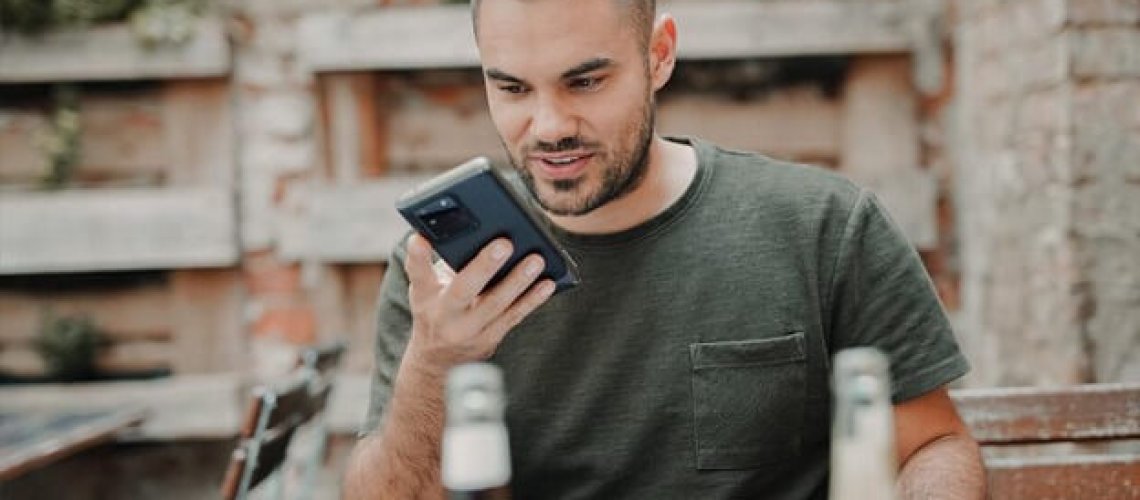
[689, 332, 807, 470]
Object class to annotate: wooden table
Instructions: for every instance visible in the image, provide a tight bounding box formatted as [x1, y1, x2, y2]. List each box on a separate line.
[0, 407, 147, 481]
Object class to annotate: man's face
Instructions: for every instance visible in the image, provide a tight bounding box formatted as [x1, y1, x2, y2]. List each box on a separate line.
[476, 0, 655, 216]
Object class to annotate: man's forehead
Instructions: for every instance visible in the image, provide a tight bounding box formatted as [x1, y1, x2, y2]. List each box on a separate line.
[475, 0, 637, 73]
[474, 0, 634, 41]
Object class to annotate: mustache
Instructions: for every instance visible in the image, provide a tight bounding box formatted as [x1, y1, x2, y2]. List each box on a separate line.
[527, 136, 599, 153]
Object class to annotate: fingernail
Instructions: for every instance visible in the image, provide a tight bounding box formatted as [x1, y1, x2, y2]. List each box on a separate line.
[491, 241, 509, 260]
[541, 281, 556, 296]
[526, 258, 543, 277]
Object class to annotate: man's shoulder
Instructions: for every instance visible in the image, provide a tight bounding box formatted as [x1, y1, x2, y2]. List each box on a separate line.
[695, 139, 864, 217]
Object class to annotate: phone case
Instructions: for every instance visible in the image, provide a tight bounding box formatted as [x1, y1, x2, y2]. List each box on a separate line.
[396, 157, 580, 294]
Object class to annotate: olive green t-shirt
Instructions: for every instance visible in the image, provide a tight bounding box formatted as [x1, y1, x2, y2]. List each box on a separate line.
[366, 137, 969, 499]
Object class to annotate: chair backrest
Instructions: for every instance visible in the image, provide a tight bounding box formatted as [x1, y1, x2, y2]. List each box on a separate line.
[951, 382, 1140, 500]
[220, 372, 332, 500]
[297, 341, 347, 378]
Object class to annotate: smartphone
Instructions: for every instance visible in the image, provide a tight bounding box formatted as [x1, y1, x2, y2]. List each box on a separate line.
[396, 157, 580, 294]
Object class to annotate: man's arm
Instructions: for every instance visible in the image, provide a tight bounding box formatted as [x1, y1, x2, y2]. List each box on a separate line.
[343, 235, 555, 500]
[893, 386, 986, 499]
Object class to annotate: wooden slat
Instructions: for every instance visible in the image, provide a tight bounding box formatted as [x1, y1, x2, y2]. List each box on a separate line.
[297, 1, 912, 72]
[162, 80, 235, 187]
[0, 341, 169, 376]
[386, 79, 504, 173]
[0, 281, 171, 344]
[0, 187, 238, 274]
[278, 177, 429, 262]
[0, 110, 54, 184]
[320, 73, 387, 182]
[0, 373, 245, 439]
[952, 383, 1140, 445]
[658, 87, 841, 163]
[0, 407, 148, 482]
[839, 55, 936, 249]
[0, 19, 230, 83]
[78, 89, 167, 182]
[985, 454, 1140, 500]
[169, 269, 245, 374]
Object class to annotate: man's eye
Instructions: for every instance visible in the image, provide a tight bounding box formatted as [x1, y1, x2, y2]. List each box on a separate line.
[499, 84, 527, 95]
[569, 77, 602, 91]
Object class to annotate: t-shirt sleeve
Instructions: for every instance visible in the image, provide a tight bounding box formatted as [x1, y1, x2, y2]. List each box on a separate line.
[361, 237, 414, 434]
[826, 189, 969, 403]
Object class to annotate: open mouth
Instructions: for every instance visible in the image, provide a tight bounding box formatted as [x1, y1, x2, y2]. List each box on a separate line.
[531, 153, 593, 180]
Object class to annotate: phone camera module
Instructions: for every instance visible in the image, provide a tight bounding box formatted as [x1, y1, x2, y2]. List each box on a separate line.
[416, 196, 478, 241]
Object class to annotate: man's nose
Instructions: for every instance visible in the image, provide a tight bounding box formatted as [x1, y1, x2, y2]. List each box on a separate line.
[530, 94, 577, 145]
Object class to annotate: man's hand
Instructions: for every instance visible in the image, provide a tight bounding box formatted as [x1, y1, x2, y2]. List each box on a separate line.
[403, 233, 556, 371]
[343, 234, 556, 500]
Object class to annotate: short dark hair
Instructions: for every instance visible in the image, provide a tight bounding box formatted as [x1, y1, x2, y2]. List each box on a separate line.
[471, 0, 656, 50]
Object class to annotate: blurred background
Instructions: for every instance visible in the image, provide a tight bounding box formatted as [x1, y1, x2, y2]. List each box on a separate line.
[0, 0, 1137, 498]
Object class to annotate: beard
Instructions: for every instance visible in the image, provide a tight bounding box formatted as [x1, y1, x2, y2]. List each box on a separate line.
[507, 97, 655, 217]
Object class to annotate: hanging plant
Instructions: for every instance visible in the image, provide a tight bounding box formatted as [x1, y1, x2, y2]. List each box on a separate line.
[130, 0, 208, 46]
[0, 0, 143, 34]
[38, 84, 82, 190]
[0, 0, 208, 44]
[35, 312, 107, 382]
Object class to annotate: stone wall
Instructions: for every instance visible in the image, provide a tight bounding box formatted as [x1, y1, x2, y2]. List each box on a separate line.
[954, 0, 1140, 386]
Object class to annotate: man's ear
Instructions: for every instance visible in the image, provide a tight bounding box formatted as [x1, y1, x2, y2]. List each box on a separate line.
[648, 13, 677, 91]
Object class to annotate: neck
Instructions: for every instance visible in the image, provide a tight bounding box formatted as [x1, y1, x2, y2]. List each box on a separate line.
[548, 135, 697, 235]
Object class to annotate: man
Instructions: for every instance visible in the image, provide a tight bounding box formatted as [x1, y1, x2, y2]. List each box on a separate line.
[345, 0, 986, 498]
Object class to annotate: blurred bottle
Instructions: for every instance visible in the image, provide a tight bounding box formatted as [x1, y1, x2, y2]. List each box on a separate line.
[443, 362, 512, 500]
[829, 348, 898, 500]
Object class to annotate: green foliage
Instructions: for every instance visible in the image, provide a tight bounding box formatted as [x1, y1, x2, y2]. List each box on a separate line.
[0, 0, 207, 36]
[131, 0, 208, 45]
[35, 312, 106, 382]
[38, 84, 82, 190]
[0, 0, 144, 34]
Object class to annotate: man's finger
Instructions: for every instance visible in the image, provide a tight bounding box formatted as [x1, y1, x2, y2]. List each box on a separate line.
[480, 279, 556, 344]
[443, 238, 513, 308]
[404, 234, 443, 300]
[471, 253, 544, 324]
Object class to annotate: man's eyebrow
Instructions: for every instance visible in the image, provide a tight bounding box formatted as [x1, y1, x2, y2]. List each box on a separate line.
[485, 68, 524, 84]
[561, 58, 613, 79]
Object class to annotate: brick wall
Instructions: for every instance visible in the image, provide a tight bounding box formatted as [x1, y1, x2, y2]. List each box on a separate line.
[954, 0, 1140, 385]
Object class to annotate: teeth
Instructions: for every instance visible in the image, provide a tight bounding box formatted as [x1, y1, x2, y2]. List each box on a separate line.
[547, 157, 578, 165]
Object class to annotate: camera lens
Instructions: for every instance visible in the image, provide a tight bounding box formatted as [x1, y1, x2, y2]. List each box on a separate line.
[418, 197, 477, 241]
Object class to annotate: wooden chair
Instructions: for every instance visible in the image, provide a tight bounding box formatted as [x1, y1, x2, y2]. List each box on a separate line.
[951, 382, 1140, 499]
[297, 341, 346, 377]
[220, 371, 333, 500]
[293, 341, 347, 499]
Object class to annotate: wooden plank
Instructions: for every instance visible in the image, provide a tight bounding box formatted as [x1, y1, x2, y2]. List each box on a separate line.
[0, 281, 172, 344]
[384, 78, 511, 172]
[0, 19, 230, 83]
[95, 341, 170, 373]
[79, 88, 167, 183]
[170, 269, 245, 374]
[0, 110, 52, 184]
[0, 374, 246, 440]
[0, 407, 148, 482]
[344, 264, 385, 373]
[162, 80, 235, 187]
[0, 187, 238, 274]
[325, 374, 371, 434]
[985, 454, 1140, 500]
[0, 341, 169, 377]
[1, 87, 168, 185]
[658, 86, 841, 163]
[320, 73, 387, 182]
[297, 1, 912, 72]
[278, 177, 429, 262]
[839, 55, 936, 249]
[951, 383, 1140, 445]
